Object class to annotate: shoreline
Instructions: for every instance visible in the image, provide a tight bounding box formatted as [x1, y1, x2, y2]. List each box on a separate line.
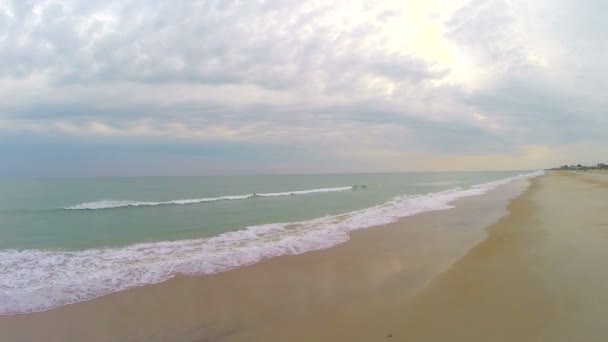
[0, 172, 538, 316]
[0, 176, 531, 341]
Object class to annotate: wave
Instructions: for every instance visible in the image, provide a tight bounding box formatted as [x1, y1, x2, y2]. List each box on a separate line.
[0, 171, 544, 315]
[65, 186, 356, 210]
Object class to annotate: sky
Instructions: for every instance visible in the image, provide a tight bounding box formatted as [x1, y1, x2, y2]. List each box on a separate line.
[1, 0, 607, 177]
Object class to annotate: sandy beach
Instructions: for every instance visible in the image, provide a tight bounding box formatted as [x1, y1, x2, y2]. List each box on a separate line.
[2, 171, 608, 341]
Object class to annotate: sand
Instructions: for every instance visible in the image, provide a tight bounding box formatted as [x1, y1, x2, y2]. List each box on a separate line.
[279, 171, 608, 342]
[1, 171, 607, 341]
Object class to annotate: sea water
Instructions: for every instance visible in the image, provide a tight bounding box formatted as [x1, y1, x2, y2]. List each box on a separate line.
[0, 171, 542, 314]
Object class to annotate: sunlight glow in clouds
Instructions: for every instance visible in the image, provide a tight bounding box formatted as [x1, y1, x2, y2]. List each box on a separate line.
[0, 0, 607, 177]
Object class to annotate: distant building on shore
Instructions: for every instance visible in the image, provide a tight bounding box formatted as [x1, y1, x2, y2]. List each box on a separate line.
[551, 163, 608, 171]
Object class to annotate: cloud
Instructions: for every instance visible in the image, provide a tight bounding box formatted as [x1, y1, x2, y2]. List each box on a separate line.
[0, 0, 607, 177]
[443, 0, 608, 146]
[0, 0, 446, 91]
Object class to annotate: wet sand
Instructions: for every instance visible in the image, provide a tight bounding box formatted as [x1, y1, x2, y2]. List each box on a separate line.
[2, 172, 607, 341]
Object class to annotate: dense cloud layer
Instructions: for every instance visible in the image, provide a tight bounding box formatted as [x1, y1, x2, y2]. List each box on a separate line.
[0, 0, 606, 176]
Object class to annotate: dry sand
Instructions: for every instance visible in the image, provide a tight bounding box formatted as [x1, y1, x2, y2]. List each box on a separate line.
[1, 171, 607, 341]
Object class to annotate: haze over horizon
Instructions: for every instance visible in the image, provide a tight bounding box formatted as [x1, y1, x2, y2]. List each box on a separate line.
[1, 0, 607, 178]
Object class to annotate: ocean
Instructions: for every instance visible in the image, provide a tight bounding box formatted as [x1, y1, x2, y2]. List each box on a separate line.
[0, 171, 541, 314]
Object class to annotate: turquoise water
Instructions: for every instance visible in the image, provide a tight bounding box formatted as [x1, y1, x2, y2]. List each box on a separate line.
[1, 172, 523, 250]
[0, 171, 539, 314]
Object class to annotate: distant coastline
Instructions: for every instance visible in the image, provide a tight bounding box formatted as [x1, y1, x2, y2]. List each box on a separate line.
[548, 162, 608, 171]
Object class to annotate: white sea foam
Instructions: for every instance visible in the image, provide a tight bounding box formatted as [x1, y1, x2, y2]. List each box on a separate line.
[64, 186, 355, 210]
[0, 171, 544, 315]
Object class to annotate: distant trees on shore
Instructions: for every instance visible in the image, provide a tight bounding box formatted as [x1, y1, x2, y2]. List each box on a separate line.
[551, 163, 608, 171]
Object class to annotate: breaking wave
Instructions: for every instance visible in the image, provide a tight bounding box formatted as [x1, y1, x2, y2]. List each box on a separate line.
[65, 186, 356, 210]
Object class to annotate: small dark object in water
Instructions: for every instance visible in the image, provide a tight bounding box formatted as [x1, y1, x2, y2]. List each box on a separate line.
[387, 333, 392, 338]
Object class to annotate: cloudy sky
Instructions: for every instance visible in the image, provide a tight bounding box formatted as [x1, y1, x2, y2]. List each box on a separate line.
[1, 0, 606, 177]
